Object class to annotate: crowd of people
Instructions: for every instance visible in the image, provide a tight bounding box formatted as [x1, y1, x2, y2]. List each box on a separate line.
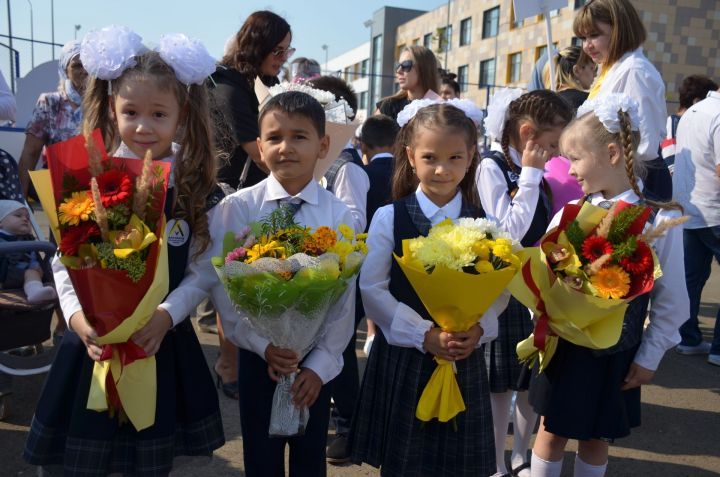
[0, 0, 718, 476]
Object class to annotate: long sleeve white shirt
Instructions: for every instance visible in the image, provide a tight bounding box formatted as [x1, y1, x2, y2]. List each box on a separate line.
[160, 174, 356, 384]
[587, 48, 667, 163]
[359, 187, 509, 352]
[476, 143, 544, 241]
[549, 185, 689, 371]
[332, 160, 369, 234]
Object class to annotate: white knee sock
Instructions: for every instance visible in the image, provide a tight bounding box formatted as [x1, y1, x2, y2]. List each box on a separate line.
[573, 454, 607, 477]
[24, 280, 57, 304]
[490, 391, 514, 474]
[511, 391, 537, 476]
[530, 452, 563, 477]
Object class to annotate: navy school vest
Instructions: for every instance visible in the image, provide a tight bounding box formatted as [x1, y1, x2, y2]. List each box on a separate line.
[388, 194, 485, 325]
[482, 151, 551, 246]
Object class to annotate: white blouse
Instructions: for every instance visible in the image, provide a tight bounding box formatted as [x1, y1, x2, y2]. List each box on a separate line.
[359, 187, 509, 352]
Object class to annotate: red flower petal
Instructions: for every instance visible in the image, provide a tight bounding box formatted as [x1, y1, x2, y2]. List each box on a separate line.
[620, 240, 653, 275]
[95, 170, 133, 208]
[59, 222, 101, 256]
[582, 236, 614, 262]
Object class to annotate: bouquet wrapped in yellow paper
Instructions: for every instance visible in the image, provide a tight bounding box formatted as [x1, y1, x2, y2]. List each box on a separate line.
[394, 218, 521, 422]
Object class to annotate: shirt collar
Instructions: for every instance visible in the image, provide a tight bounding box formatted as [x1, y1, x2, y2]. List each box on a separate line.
[490, 142, 522, 168]
[587, 180, 643, 205]
[370, 152, 393, 162]
[707, 90, 720, 101]
[114, 142, 178, 188]
[264, 173, 320, 206]
[415, 186, 463, 223]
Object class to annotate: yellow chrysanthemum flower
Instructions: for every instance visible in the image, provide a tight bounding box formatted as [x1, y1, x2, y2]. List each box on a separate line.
[475, 260, 494, 274]
[246, 239, 285, 263]
[330, 240, 354, 266]
[356, 233, 368, 240]
[355, 241, 368, 255]
[338, 224, 354, 240]
[58, 191, 94, 226]
[492, 239, 513, 260]
[590, 265, 630, 299]
[472, 240, 491, 260]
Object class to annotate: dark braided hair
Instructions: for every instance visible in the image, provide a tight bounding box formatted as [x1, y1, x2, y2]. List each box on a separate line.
[499, 90, 573, 174]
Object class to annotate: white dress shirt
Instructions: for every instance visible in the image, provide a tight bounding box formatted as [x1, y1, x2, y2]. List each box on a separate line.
[586, 48, 667, 163]
[370, 152, 394, 162]
[53, 143, 178, 325]
[160, 174, 356, 384]
[476, 143, 544, 241]
[331, 146, 370, 233]
[672, 90, 720, 228]
[360, 187, 508, 352]
[549, 184, 689, 371]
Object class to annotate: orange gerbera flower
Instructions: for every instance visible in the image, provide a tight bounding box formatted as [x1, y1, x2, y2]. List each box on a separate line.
[58, 191, 94, 226]
[590, 265, 631, 299]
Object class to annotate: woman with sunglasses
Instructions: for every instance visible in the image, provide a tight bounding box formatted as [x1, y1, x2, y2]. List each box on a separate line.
[376, 45, 440, 121]
[206, 10, 293, 402]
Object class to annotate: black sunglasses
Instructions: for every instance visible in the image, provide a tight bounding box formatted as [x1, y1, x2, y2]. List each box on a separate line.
[396, 60, 413, 73]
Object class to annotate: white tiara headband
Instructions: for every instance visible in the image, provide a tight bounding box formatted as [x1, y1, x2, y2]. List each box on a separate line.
[81, 25, 144, 81]
[483, 87, 524, 142]
[576, 93, 640, 133]
[157, 33, 216, 86]
[396, 98, 485, 128]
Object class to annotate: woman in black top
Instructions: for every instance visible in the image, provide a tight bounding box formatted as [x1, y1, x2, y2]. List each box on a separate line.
[375, 45, 440, 121]
[544, 46, 596, 110]
[211, 10, 293, 190]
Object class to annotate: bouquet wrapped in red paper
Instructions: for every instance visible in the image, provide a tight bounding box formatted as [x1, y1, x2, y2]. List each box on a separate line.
[508, 199, 685, 371]
[30, 130, 170, 431]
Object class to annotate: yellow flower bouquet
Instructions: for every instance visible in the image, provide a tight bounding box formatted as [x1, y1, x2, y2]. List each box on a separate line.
[394, 217, 521, 423]
[508, 200, 684, 372]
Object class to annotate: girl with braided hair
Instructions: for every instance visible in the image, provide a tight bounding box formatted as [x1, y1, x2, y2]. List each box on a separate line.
[529, 94, 688, 477]
[477, 89, 572, 477]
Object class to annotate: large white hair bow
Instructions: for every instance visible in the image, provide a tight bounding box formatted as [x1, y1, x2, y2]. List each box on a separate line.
[576, 93, 640, 133]
[483, 88, 524, 141]
[157, 33, 217, 86]
[396, 98, 485, 128]
[80, 25, 144, 80]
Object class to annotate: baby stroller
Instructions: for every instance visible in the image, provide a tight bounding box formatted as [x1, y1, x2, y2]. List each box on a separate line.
[0, 148, 58, 420]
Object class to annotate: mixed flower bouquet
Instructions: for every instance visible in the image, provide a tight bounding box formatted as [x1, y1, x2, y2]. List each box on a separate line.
[30, 130, 170, 431]
[394, 218, 521, 423]
[255, 79, 359, 180]
[212, 206, 367, 436]
[508, 200, 684, 371]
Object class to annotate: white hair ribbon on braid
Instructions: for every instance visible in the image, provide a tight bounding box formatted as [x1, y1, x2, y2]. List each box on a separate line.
[80, 25, 144, 81]
[482, 87, 523, 142]
[396, 98, 485, 128]
[157, 33, 217, 86]
[576, 93, 640, 133]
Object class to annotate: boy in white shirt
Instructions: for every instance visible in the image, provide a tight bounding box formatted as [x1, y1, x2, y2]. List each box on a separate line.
[159, 91, 355, 476]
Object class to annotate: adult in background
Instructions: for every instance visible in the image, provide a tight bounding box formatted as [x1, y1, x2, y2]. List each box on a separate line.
[544, 46, 596, 110]
[375, 45, 440, 121]
[207, 10, 293, 399]
[291, 57, 321, 83]
[439, 72, 460, 100]
[17, 40, 87, 197]
[662, 75, 719, 173]
[211, 10, 293, 190]
[574, 0, 672, 201]
[673, 87, 720, 366]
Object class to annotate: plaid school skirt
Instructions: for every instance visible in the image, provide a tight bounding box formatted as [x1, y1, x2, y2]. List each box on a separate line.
[485, 296, 534, 392]
[23, 320, 225, 476]
[349, 330, 495, 477]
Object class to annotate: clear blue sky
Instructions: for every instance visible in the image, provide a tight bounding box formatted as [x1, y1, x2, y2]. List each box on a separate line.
[2, 0, 445, 78]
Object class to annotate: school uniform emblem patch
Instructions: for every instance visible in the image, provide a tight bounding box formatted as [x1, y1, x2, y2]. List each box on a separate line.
[166, 219, 190, 247]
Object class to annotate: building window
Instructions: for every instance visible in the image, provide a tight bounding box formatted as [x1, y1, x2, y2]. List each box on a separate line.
[457, 65, 469, 92]
[412, 37, 421, 45]
[438, 25, 452, 52]
[575, 0, 589, 8]
[482, 6, 500, 39]
[535, 43, 558, 62]
[361, 59, 369, 78]
[479, 58, 495, 87]
[359, 91, 368, 111]
[460, 17, 472, 46]
[508, 52, 522, 84]
[423, 33, 433, 49]
[344, 66, 352, 82]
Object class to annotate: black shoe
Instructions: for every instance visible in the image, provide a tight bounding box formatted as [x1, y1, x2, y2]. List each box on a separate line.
[197, 315, 218, 334]
[326, 434, 350, 465]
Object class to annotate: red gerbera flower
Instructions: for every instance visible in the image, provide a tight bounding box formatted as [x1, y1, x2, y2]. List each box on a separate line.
[620, 240, 653, 274]
[95, 169, 132, 207]
[582, 235, 614, 262]
[59, 222, 101, 256]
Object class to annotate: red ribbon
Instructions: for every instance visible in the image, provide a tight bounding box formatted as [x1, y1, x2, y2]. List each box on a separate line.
[98, 341, 148, 416]
[522, 260, 550, 351]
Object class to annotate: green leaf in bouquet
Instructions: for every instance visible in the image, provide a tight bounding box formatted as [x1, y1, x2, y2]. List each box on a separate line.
[223, 231, 240, 259]
[565, 220, 586, 255]
[211, 256, 224, 267]
[292, 276, 346, 316]
[608, 206, 645, 243]
[340, 251, 364, 279]
[612, 235, 637, 260]
[106, 203, 131, 230]
[226, 272, 300, 316]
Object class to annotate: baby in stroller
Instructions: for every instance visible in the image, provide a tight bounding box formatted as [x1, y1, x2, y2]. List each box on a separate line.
[0, 200, 56, 303]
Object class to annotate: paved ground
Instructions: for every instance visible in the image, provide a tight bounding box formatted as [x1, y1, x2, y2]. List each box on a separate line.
[1, 209, 718, 476]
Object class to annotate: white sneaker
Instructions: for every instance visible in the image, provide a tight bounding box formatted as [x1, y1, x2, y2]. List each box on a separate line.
[675, 341, 711, 355]
[708, 354, 720, 367]
[362, 334, 375, 356]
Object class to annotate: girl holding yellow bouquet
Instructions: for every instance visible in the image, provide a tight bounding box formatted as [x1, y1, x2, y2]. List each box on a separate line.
[529, 94, 689, 477]
[23, 27, 225, 475]
[349, 100, 508, 476]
